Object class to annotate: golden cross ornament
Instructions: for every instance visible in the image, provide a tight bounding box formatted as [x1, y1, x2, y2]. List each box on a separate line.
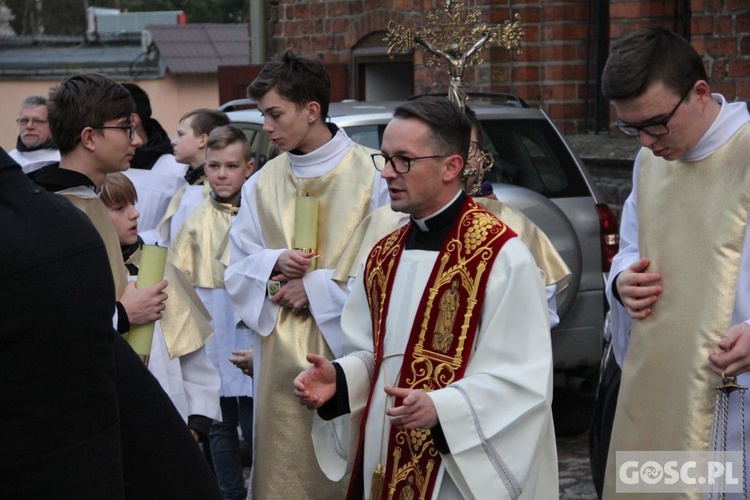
[385, 0, 524, 111]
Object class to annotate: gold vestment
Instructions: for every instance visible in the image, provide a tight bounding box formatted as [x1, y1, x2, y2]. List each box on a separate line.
[252, 145, 378, 499]
[604, 123, 750, 499]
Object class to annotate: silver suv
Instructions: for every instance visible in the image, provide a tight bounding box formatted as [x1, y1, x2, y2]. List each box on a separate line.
[223, 95, 619, 436]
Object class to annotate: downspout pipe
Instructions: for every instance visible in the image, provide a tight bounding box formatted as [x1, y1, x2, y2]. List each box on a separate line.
[250, 0, 266, 64]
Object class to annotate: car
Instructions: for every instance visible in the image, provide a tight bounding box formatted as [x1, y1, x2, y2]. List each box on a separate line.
[223, 94, 620, 436]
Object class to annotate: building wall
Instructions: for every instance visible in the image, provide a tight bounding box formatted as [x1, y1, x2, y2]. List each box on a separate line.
[0, 73, 219, 152]
[257, 0, 749, 136]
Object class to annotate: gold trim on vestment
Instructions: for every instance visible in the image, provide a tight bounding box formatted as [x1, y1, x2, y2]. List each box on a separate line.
[603, 124, 750, 499]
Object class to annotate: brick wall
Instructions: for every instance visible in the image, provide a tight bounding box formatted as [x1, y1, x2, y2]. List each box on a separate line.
[257, 0, 748, 135]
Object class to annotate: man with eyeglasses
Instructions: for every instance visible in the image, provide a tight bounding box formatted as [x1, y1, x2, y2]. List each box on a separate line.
[8, 95, 60, 174]
[294, 96, 558, 499]
[602, 28, 750, 497]
[29, 74, 172, 341]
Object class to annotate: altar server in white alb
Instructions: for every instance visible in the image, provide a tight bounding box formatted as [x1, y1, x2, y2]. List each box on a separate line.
[294, 97, 558, 499]
[168, 126, 255, 500]
[224, 50, 390, 499]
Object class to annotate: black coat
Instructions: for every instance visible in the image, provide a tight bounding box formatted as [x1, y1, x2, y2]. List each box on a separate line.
[1, 151, 222, 500]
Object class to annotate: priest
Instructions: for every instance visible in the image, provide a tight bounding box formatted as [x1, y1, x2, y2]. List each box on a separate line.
[294, 97, 558, 499]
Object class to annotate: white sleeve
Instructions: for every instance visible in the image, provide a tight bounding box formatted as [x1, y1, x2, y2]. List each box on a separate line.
[224, 176, 284, 335]
[427, 239, 557, 499]
[180, 346, 222, 421]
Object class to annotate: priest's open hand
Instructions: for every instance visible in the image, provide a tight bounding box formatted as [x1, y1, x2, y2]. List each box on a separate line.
[384, 386, 438, 430]
[294, 353, 336, 410]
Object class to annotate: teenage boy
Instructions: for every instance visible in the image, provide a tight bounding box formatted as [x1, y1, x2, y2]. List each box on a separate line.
[224, 50, 390, 498]
[169, 126, 255, 500]
[30, 73, 167, 336]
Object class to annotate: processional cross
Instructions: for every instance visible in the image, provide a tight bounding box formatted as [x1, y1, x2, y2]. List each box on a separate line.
[384, 0, 524, 112]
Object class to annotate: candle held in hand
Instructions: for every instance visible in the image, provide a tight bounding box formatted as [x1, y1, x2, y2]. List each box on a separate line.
[125, 244, 168, 365]
[294, 194, 318, 271]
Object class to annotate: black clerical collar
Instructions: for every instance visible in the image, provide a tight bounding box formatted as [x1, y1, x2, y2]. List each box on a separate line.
[184, 164, 205, 185]
[406, 191, 466, 251]
[28, 163, 97, 193]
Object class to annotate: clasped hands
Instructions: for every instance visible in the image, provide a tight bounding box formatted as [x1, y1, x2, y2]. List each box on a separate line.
[271, 250, 315, 313]
[617, 257, 750, 378]
[293, 353, 439, 429]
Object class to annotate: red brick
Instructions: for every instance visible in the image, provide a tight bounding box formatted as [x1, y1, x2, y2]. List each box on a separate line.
[611, 1, 665, 19]
[543, 83, 578, 100]
[691, 0, 706, 11]
[737, 12, 750, 33]
[715, 16, 733, 36]
[502, 6, 540, 23]
[710, 80, 737, 100]
[542, 43, 587, 62]
[727, 0, 747, 10]
[691, 37, 707, 56]
[513, 64, 541, 81]
[544, 63, 587, 81]
[542, 4, 588, 22]
[728, 58, 750, 78]
[707, 37, 739, 57]
[691, 15, 714, 35]
[544, 23, 588, 41]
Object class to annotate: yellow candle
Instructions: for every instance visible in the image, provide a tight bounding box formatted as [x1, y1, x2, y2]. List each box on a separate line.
[294, 193, 318, 271]
[125, 245, 168, 365]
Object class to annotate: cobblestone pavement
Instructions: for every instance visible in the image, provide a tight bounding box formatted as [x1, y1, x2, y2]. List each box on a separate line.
[558, 431, 598, 499]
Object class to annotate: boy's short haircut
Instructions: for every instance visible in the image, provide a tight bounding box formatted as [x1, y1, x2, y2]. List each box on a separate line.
[247, 49, 331, 118]
[48, 73, 135, 154]
[206, 126, 253, 163]
[101, 172, 138, 209]
[178, 108, 230, 136]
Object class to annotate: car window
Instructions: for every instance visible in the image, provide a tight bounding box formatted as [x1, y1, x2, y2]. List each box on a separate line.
[480, 119, 588, 198]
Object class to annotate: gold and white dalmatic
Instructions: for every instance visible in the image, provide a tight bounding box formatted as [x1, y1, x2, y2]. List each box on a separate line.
[225, 129, 390, 499]
[604, 96, 750, 500]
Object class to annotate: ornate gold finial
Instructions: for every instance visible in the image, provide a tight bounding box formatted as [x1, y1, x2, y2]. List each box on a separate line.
[385, 0, 524, 111]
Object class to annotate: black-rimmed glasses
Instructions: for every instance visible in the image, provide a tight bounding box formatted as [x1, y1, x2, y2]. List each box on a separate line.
[371, 153, 448, 174]
[94, 123, 137, 141]
[615, 88, 691, 138]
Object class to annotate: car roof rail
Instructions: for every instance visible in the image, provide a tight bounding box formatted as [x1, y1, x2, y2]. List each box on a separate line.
[406, 91, 529, 108]
[218, 98, 257, 112]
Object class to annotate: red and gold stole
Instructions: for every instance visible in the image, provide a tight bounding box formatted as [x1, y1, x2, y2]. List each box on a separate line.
[347, 198, 516, 500]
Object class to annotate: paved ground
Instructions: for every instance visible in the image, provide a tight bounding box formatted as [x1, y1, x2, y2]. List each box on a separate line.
[558, 431, 598, 499]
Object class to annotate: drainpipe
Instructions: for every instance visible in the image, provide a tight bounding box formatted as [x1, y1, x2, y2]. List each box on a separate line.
[250, 0, 266, 64]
